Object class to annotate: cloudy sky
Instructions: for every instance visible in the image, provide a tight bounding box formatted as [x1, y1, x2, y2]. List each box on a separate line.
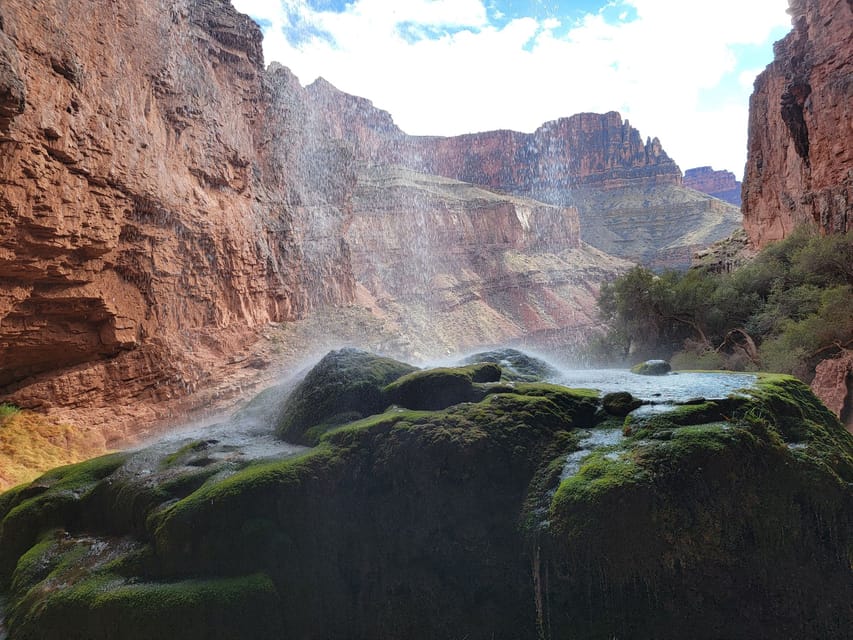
[231, 0, 792, 179]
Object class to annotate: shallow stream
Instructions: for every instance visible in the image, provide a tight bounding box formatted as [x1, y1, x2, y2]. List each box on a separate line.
[551, 368, 757, 404]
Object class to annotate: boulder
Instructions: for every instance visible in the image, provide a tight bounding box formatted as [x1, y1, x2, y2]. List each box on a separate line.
[631, 360, 672, 376]
[275, 348, 416, 444]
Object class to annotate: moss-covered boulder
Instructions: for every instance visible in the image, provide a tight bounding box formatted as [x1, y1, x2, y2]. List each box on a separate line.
[631, 359, 672, 375]
[1, 360, 851, 640]
[601, 391, 643, 416]
[384, 363, 502, 410]
[461, 348, 560, 382]
[275, 348, 416, 445]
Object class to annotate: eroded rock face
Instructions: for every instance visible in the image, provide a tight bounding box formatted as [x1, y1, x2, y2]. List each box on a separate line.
[742, 0, 852, 247]
[811, 350, 853, 432]
[348, 166, 632, 356]
[306, 80, 740, 268]
[0, 0, 354, 436]
[684, 166, 742, 207]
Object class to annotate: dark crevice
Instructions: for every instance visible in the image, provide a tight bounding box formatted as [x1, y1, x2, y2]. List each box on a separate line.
[780, 82, 811, 164]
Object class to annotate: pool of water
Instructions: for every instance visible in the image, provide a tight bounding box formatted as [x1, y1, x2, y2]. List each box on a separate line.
[551, 369, 757, 403]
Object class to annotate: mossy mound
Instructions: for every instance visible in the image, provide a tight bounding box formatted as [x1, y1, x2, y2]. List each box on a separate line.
[461, 348, 560, 382]
[601, 391, 643, 416]
[631, 359, 672, 375]
[275, 348, 416, 445]
[1, 359, 851, 640]
[384, 363, 501, 410]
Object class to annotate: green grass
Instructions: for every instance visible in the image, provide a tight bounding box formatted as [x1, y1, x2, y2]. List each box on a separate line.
[0, 403, 20, 421]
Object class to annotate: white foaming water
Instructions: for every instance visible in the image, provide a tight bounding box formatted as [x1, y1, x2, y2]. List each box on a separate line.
[560, 428, 625, 480]
[552, 368, 757, 403]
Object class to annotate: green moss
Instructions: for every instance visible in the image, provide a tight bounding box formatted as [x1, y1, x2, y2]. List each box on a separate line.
[383, 364, 494, 411]
[160, 440, 213, 468]
[553, 451, 643, 505]
[601, 391, 642, 416]
[0, 453, 127, 588]
[9, 532, 60, 598]
[9, 572, 283, 640]
[1, 353, 851, 640]
[322, 409, 433, 447]
[462, 348, 560, 382]
[34, 452, 127, 490]
[629, 398, 746, 438]
[0, 402, 20, 422]
[630, 360, 671, 375]
[276, 348, 416, 445]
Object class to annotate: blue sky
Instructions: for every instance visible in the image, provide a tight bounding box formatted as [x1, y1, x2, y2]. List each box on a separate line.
[231, 0, 792, 178]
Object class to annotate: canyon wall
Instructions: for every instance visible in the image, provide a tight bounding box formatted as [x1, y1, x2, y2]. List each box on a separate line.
[742, 0, 852, 247]
[306, 81, 741, 268]
[348, 166, 630, 357]
[0, 0, 633, 456]
[684, 166, 742, 206]
[306, 79, 682, 192]
[0, 0, 355, 438]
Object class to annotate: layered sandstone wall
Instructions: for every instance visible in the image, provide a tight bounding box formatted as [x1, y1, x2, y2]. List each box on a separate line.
[305, 79, 683, 193]
[305, 81, 741, 268]
[347, 166, 630, 357]
[742, 0, 852, 247]
[0, 0, 355, 437]
[684, 166, 742, 206]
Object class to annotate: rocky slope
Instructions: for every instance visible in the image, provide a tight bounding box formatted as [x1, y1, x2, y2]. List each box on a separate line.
[0, 0, 358, 440]
[347, 166, 631, 357]
[0, 351, 850, 638]
[683, 166, 742, 206]
[307, 82, 742, 268]
[742, 0, 852, 247]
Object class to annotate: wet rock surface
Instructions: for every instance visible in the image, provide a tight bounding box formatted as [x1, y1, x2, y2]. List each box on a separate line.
[631, 359, 672, 375]
[0, 353, 850, 639]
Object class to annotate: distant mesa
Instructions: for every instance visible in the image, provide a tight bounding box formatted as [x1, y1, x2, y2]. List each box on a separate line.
[684, 166, 742, 207]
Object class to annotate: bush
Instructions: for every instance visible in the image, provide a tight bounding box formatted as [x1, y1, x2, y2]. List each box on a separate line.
[592, 228, 853, 380]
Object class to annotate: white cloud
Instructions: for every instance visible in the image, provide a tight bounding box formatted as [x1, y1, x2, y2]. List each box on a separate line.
[231, 0, 791, 178]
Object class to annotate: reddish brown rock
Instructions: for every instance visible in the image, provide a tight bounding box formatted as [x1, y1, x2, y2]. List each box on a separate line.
[347, 166, 631, 357]
[811, 350, 853, 433]
[742, 0, 852, 247]
[684, 166, 742, 207]
[305, 81, 739, 268]
[306, 78, 682, 193]
[0, 0, 354, 435]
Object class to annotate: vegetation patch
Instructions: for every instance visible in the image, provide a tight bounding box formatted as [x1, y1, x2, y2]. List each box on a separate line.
[9, 572, 283, 640]
[461, 348, 560, 382]
[0, 410, 111, 491]
[383, 363, 500, 410]
[592, 227, 853, 382]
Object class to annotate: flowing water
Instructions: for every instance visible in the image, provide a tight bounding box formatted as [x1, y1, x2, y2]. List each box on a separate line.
[551, 368, 757, 404]
[559, 428, 625, 480]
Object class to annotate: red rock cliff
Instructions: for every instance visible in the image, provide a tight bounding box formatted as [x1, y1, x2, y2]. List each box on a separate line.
[0, 0, 355, 438]
[742, 0, 852, 247]
[684, 166, 742, 207]
[347, 166, 630, 357]
[305, 78, 682, 192]
[304, 80, 743, 269]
